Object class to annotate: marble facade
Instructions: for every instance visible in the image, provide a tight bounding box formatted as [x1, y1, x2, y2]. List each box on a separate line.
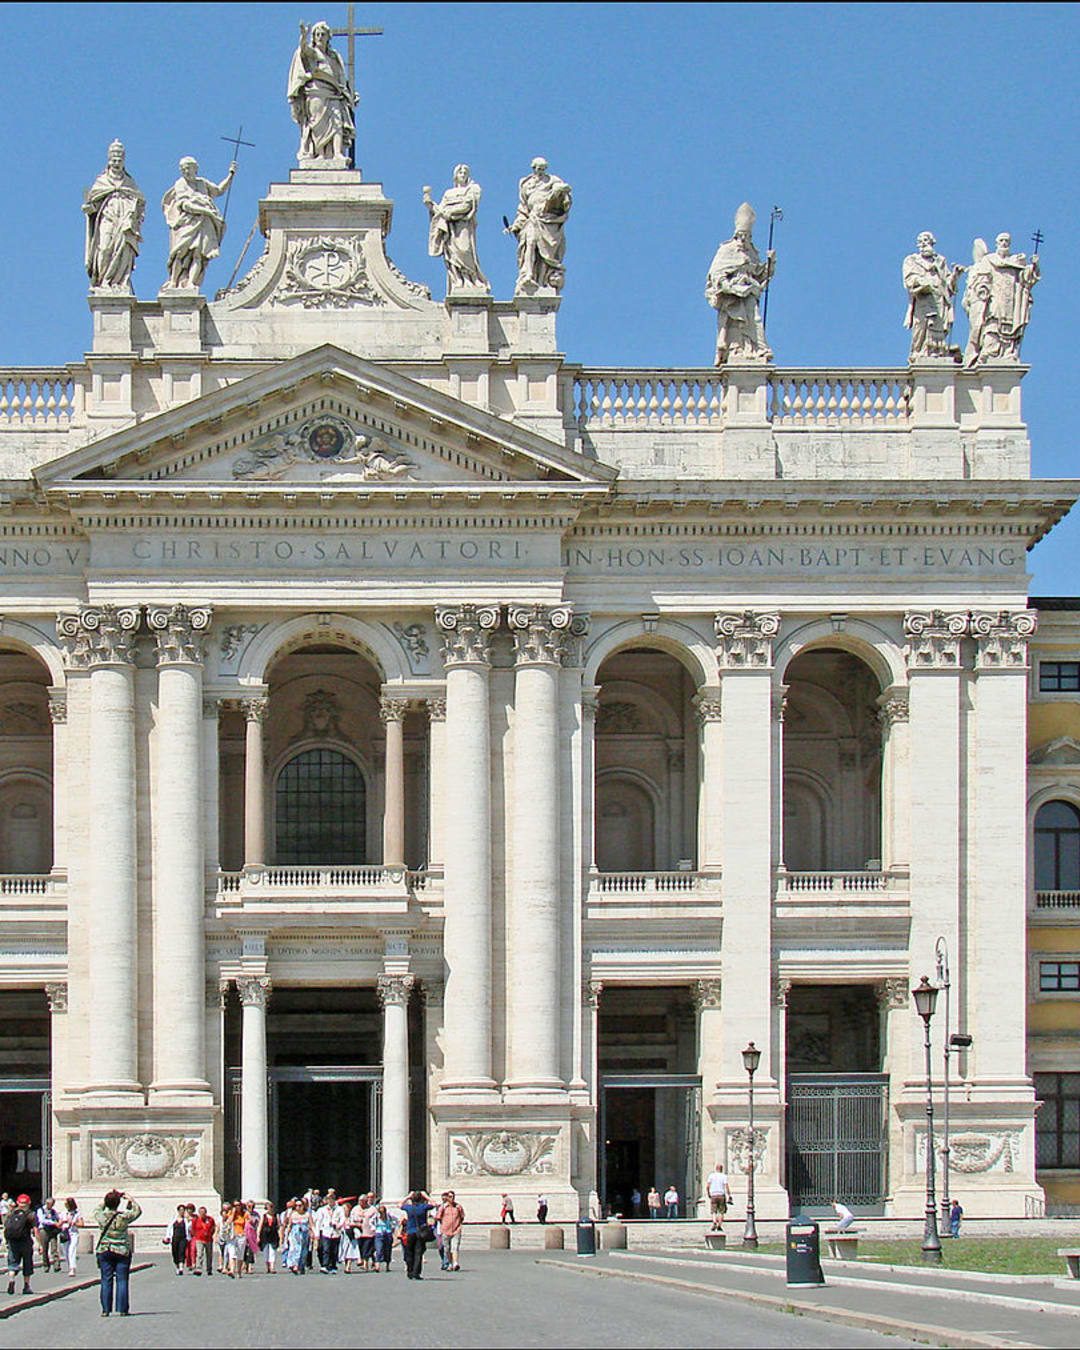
[0, 142, 1075, 1222]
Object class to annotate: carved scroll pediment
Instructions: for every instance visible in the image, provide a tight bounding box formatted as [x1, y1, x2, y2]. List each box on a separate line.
[1029, 735, 1080, 767]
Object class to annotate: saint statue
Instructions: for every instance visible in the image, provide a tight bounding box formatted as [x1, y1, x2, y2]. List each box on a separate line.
[705, 202, 775, 365]
[288, 20, 355, 168]
[507, 157, 572, 294]
[423, 166, 489, 296]
[902, 231, 964, 361]
[962, 233, 1041, 365]
[82, 140, 145, 292]
[161, 157, 236, 290]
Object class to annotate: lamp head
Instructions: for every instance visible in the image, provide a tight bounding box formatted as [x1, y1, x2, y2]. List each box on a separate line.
[911, 975, 938, 1021]
[742, 1041, 762, 1075]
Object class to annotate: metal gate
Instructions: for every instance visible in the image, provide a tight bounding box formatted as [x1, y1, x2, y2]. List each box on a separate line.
[786, 1074, 888, 1210]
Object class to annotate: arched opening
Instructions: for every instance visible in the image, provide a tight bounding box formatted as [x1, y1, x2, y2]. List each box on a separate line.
[275, 747, 366, 865]
[594, 647, 699, 872]
[0, 649, 54, 875]
[782, 648, 882, 872]
[1034, 800, 1080, 894]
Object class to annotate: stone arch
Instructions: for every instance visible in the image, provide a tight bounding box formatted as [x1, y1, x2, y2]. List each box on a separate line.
[775, 618, 903, 692]
[0, 620, 65, 687]
[595, 766, 662, 871]
[0, 766, 53, 874]
[593, 677, 682, 739]
[782, 767, 834, 871]
[236, 613, 409, 686]
[270, 742, 370, 866]
[1027, 784, 1080, 899]
[584, 618, 715, 688]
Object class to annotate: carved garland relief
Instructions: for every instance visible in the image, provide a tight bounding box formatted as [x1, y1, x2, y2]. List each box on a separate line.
[93, 1133, 202, 1180]
[448, 1130, 557, 1178]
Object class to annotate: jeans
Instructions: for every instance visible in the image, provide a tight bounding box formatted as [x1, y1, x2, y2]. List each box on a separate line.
[374, 1233, 393, 1266]
[6, 1238, 33, 1280]
[405, 1232, 425, 1279]
[318, 1235, 339, 1271]
[98, 1251, 132, 1314]
[666, 1203, 678, 1219]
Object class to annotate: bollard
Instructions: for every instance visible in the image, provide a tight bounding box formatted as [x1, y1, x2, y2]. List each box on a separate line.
[489, 1225, 511, 1250]
[601, 1221, 627, 1250]
[544, 1225, 565, 1250]
[705, 1231, 727, 1250]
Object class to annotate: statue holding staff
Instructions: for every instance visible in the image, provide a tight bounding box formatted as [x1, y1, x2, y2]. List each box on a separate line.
[83, 140, 145, 292]
[705, 202, 774, 365]
[507, 157, 572, 294]
[161, 157, 236, 290]
[963, 232, 1041, 365]
[288, 20, 355, 168]
[423, 165, 489, 296]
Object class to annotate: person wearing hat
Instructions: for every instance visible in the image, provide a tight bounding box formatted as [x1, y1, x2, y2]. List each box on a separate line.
[4, 1194, 38, 1296]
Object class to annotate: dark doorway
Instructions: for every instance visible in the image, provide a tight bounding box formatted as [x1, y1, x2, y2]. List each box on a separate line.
[274, 1075, 375, 1202]
[0, 1088, 47, 1201]
[602, 1088, 652, 1216]
[0, 989, 50, 1202]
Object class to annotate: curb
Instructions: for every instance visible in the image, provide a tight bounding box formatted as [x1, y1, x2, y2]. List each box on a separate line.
[612, 1250, 1080, 1316]
[0, 1262, 152, 1320]
[536, 1257, 1039, 1350]
[655, 1245, 1061, 1286]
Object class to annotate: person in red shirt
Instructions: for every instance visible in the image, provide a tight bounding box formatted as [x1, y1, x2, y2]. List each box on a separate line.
[190, 1207, 216, 1277]
[436, 1191, 466, 1272]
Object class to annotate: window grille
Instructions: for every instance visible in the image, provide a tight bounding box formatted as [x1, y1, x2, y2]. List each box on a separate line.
[274, 748, 366, 865]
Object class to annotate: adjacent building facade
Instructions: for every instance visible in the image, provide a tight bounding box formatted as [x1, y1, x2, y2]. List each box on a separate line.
[0, 157, 1075, 1221]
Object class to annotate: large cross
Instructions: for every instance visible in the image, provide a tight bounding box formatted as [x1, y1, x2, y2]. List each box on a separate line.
[332, 3, 383, 94]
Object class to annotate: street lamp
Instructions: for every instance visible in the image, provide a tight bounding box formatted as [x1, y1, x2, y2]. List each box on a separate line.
[742, 1041, 761, 1249]
[911, 976, 942, 1264]
[935, 937, 975, 1231]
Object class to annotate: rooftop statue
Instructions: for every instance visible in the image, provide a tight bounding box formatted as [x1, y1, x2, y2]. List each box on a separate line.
[161, 157, 236, 291]
[507, 157, 572, 295]
[706, 203, 774, 365]
[288, 20, 355, 168]
[963, 233, 1041, 365]
[83, 141, 145, 293]
[423, 166, 489, 297]
[902, 231, 964, 361]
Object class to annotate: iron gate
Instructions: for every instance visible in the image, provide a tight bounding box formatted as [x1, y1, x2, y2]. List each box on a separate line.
[786, 1074, 888, 1210]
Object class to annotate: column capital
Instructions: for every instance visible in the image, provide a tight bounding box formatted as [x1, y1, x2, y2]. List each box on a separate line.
[57, 605, 140, 670]
[583, 979, 603, 1009]
[237, 974, 272, 1008]
[45, 981, 68, 1013]
[202, 697, 222, 721]
[693, 978, 722, 1011]
[694, 688, 723, 723]
[436, 603, 500, 667]
[212, 978, 231, 1009]
[877, 976, 909, 1010]
[508, 603, 578, 666]
[424, 696, 447, 722]
[771, 683, 790, 722]
[379, 695, 411, 723]
[47, 688, 67, 724]
[377, 973, 415, 1007]
[714, 610, 781, 670]
[242, 695, 269, 723]
[876, 686, 909, 727]
[970, 609, 1037, 672]
[773, 976, 792, 1007]
[418, 978, 444, 1009]
[903, 609, 969, 670]
[148, 603, 213, 666]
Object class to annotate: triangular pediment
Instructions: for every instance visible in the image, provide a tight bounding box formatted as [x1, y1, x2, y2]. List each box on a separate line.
[33, 345, 615, 496]
[1029, 736, 1080, 767]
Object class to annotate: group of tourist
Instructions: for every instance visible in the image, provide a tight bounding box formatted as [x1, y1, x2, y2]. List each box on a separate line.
[2, 1193, 84, 1294]
[162, 1188, 467, 1283]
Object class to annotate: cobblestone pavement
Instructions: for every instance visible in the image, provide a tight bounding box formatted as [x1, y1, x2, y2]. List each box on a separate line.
[0, 1253, 920, 1348]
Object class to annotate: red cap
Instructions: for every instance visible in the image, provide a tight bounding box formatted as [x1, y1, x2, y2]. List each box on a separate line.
[16, 1194, 31, 1206]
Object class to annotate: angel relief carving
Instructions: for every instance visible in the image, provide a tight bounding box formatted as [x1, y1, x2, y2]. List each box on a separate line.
[231, 414, 417, 482]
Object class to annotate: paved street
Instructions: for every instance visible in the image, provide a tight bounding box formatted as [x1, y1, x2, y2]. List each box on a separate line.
[0, 1253, 918, 1349]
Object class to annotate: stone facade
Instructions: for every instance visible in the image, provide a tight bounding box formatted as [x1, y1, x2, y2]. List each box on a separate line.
[0, 131, 1075, 1223]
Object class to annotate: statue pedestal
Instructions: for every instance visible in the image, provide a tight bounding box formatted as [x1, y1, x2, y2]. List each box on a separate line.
[721, 362, 775, 479]
[258, 170, 392, 237]
[157, 289, 207, 355]
[446, 293, 494, 355]
[88, 291, 136, 355]
[509, 294, 560, 357]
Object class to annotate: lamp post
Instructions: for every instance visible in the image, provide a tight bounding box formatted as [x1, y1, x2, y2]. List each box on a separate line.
[911, 976, 942, 1264]
[742, 1041, 761, 1249]
[934, 938, 974, 1233]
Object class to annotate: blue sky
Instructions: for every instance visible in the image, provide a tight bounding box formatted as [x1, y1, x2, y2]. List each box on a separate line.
[2, 2, 1077, 591]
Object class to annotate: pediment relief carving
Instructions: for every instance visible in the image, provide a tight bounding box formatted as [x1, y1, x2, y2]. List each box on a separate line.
[1029, 735, 1080, 767]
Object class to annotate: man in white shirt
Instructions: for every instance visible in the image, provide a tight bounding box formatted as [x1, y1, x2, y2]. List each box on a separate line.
[313, 1190, 343, 1273]
[664, 1185, 680, 1219]
[832, 1200, 855, 1232]
[705, 1164, 733, 1231]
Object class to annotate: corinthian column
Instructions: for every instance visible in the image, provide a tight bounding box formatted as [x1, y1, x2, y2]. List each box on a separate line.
[380, 695, 409, 868]
[148, 604, 212, 1097]
[435, 603, 499, 1091]
[425, 698, 447, 871]
[238, 974, 271, 1201]
[378, 973, 414, 1200]
[243, 695, 268, 867]
[58, 605, 141, 1097]
[506, 604, 573, 1091]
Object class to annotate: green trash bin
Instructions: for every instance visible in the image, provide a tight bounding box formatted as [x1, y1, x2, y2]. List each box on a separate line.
[576, 1218, 597, 1256]
[786, 1219, 825, 1287]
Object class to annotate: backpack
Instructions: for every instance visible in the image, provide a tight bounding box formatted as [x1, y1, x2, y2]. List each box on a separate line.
[3, 1209, 32, 1243]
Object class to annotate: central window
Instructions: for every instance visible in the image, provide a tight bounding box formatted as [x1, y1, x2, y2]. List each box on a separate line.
[274, 748, 366, 866]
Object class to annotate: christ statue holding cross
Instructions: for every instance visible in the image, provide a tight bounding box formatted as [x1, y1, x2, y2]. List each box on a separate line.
[287, 11, 381, 169]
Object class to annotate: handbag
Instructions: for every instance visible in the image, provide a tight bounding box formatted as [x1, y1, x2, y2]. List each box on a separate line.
[418, 1222, 436, 1244]
[95, 1210, 120, 1254]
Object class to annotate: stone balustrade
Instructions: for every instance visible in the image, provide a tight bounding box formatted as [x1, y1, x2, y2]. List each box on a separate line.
[1035, 889, 1080, 909]
[778, 870, 894, 893]
[0, 871, 68, 917]
[768, 369, 911, 427]
[590, 870, 722, 894]
[568, 369, 725, 430]
[214, 864, 413, 915]
[0, 369, 81, 426]
[585, 871, 724, 921]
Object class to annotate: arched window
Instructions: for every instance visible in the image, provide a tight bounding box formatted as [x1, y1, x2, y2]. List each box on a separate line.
[1035, 800, 1080, 892]
[274, 748, 366, 866]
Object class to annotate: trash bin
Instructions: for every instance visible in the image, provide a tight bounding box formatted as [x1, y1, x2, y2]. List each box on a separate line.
[786, 1219, 825, 1287]
[576, 1218, 597, 1256]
